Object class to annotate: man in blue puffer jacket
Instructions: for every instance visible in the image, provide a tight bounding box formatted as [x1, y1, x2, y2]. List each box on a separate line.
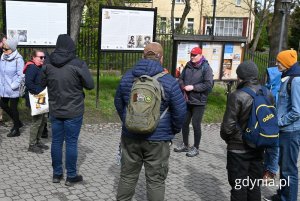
[114, 42, 186, 201]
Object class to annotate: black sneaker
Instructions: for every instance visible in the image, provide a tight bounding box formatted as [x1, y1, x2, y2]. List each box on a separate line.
[7, 129, 20, 137]
[65, 175, 83, 186]
[174, 143, 189, 152]
[36, 141, 49, 150]
[53, 174, 63, 183]
[186, 146, 199, 157]
[28, 144, 44, 154]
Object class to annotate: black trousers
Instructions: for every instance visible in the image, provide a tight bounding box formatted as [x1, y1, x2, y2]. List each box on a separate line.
[0, 97, 21, 128]
[227, 150, 264, 201]
[182, 104, 205, 149]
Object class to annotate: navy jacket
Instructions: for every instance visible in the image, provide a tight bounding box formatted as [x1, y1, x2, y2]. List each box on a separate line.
[114, 59, 186, 141]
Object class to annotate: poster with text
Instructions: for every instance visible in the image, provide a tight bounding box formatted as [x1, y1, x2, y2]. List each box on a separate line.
[221, 43, 243, 80]
[100, 7, 155, 51]
[175, 42, 200, 78]
[5, 1, 68, 46]
[202, 42, 223, 80]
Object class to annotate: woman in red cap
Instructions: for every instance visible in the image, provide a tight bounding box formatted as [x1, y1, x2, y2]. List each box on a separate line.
[174, 46, 214, 157]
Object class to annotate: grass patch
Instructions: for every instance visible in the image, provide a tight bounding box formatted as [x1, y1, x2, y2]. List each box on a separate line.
[12, 76, 228, 124]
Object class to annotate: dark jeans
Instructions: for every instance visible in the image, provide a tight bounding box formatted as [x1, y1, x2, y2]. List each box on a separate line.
[279, 130, 300, 201]
[50, 115, 83, 178]
[227, 150, 264, 201]
[0, 97, 21, 128]
[182, 104, 205, 149]
[117, 135, 171, 201]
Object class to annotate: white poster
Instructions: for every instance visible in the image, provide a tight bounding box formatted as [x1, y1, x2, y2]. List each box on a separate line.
[101, 8, 155, 51]
[5, 1, 68, 46]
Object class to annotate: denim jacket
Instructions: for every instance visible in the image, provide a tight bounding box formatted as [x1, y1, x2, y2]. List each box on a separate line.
[277, 63, 300, 132]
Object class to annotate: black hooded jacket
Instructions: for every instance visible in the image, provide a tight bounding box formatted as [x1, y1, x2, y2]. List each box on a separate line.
[41, 34, 94, 118]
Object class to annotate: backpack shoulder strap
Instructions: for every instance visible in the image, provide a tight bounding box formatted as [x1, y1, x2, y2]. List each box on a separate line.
[152, 71, 167, 80]
[152, 71, 169, 118]
[287, 75, 300, 96]
[240, 87, 256, 98]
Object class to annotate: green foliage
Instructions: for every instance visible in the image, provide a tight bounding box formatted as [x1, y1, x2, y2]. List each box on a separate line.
[289, 6, 300, 50]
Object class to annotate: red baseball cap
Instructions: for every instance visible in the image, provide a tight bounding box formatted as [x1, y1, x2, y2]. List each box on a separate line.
[191, 47, 202, 55]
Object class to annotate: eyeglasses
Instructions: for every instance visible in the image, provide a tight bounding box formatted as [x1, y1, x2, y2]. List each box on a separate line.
[2, 47, 10, 51]
[190, 53, 198, 57]
[36, 56, 46, 60]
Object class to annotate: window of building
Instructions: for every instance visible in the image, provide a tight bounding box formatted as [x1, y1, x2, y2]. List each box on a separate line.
[205, 18, 243, 36]
[174, 18, 181, 30]
[160, 17, 167, 33]
[205, 18, 213, 35]
[175, 0, 185, 3]
[236, 0, 241, 6]
[187, 18, 194, 34]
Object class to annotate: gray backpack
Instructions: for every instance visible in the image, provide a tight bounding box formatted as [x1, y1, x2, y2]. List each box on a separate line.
[125, 72, 168, 134]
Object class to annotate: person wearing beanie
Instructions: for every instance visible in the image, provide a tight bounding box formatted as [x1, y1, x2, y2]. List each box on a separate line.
[266, 50, 300, 201]
[41, 34, 94, 185]
[174, 46, 214, 157]
[0, 37, 24, 137]
[114, 42, 186, 200]
[220, 60, 274, 200]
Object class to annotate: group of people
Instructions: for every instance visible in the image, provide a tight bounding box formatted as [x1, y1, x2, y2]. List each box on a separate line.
[0, 33, 94, 186]
[0, 31, 299, 200]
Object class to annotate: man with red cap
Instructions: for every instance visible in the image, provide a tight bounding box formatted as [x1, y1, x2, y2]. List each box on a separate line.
[174, 46, 213, 157]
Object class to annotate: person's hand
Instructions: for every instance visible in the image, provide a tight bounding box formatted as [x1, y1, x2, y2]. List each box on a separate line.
[184, 85, 194, 91]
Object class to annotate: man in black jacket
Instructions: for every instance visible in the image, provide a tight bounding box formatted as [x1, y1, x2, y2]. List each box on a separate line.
[41, 34, 94, 186]
[220, 61, 273, 201]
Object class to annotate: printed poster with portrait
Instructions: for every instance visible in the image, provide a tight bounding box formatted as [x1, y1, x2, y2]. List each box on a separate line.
[4, 0, 68, 46]
[100, 7, 156, 51]
[221, 43, 243, 80]
[175, 42, 200, 78]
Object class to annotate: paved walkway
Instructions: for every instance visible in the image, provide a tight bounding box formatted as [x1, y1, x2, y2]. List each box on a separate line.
[0, 122, 299, 201]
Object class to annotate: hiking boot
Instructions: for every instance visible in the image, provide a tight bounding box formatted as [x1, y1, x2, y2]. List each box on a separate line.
[174, 143, 189, 152]
[264, 194, 280, 201]
[28, 144, 44, 154]
[263, 170, 276, 183]
[186, 146, 199, 157]
[53, 174, 63, 183]
[7, 129, 20, 137]
[36, 141, 49, 150]
[65, 175, 83, 186]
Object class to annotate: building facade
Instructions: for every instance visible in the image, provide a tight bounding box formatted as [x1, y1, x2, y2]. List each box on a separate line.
[126, 0, 255, 41]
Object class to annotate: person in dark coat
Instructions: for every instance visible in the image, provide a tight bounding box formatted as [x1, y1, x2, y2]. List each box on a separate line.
[114, 42, 186, 201]
[174, 47, 213, 157]
[220, 61, 273, 201]
[41, 34, 94, 186]
[24, 49, 49, 154]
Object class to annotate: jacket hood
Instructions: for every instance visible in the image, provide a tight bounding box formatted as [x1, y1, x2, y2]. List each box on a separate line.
[50, 34, 76, 68]
[132, 59, 164, 77]
[282, 62, 300, 78]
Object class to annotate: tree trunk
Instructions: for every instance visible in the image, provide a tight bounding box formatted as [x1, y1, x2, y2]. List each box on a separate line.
[176, 0, 191, 33]
[171, 0, 175, 34]
[268, 0, 289, 65]
[70, 0, 86, 44]
[250, 20, 265, 52]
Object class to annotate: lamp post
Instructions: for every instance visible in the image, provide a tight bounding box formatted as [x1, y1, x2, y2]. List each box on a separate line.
[279, 0, 292, 51]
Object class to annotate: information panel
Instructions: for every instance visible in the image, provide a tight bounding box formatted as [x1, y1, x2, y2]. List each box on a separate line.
[4, 0, 69, 46]
[100, 7, 156, 51]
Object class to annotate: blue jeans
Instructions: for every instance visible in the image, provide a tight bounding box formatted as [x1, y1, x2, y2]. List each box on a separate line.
[50, 115, 83, 178]
[279, 130, 300, 201]
[264, 146, 279, 174]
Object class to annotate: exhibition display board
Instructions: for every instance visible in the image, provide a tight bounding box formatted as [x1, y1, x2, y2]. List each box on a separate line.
[173, 35, 247, 81]
[3, 0, 70, 46]
[99, 6, 157, 51]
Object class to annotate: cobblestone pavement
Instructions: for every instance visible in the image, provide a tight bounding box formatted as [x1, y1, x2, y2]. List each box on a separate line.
[0, 122, 299, 201]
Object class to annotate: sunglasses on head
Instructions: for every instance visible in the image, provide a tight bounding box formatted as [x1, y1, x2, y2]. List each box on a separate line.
[190, 53, 198, 57]
[36, 56, 46, 60]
